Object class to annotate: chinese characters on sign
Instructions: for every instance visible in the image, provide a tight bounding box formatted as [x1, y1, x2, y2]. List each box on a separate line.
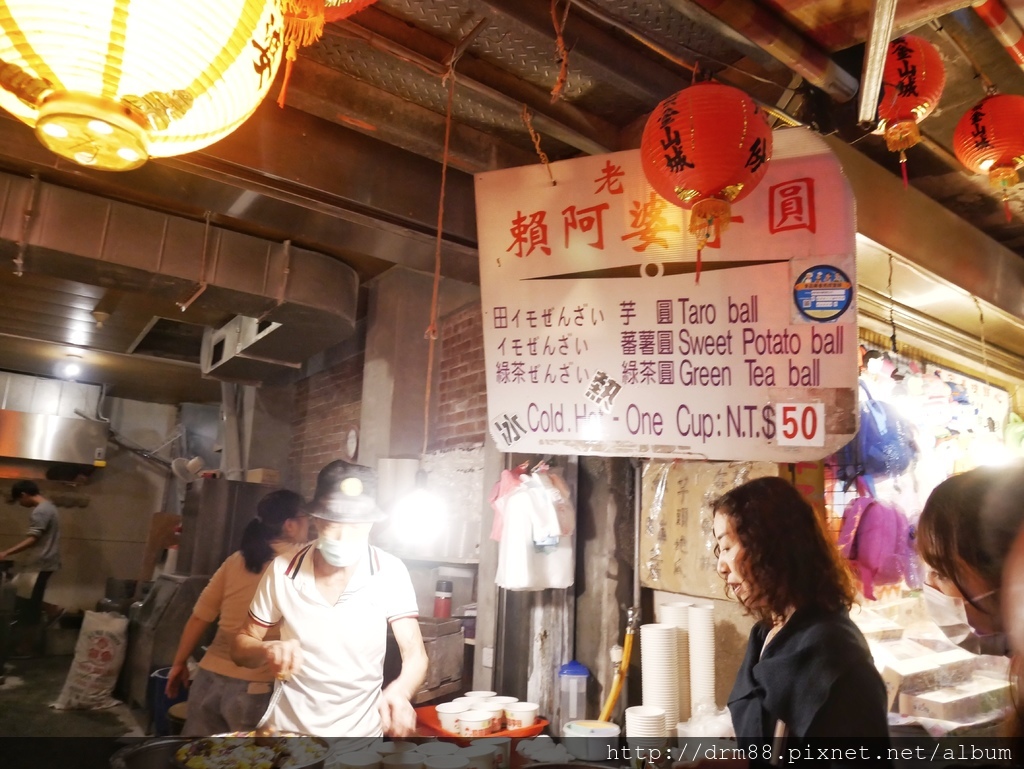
[475, 131, 858, 460]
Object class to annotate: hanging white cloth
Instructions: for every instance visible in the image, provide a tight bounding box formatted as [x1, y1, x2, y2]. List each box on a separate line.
[493, 473, 574, 590]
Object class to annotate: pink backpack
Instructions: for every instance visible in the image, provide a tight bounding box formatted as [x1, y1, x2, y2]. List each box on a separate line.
[838, 497, 912, 600]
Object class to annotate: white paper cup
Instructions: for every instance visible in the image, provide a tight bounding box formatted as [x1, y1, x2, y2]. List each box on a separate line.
[473, 702, 505, 731]
[422, 758, 469, 769]
[382, 753, 424, 769]
[503, 701, 539, 730]
[464, 690, 497, 700]
[337, 752, 383, 769]
[484, 696, 518, 707]
[415, 743, 460, 757]
[389, 743, 419, 755]
[451, 697, 479, 709]
[470, 738, 510, 769]
[435, 702, 469, 734]
[459, 745, 496, 769]
[457, 710, 494, 738]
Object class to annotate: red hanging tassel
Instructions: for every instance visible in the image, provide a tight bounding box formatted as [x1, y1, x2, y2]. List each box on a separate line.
[1005, 195, 1012, 224]
[277, 44, 297, 108]
[695, 248, 702, 284]
[900, 151, 908, 189]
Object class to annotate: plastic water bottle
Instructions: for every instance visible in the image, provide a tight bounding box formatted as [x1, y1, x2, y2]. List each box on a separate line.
[558, 660, 589, 726]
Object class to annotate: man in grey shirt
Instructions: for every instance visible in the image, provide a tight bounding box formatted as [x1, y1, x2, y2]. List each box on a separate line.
[3, 480, 62, 654]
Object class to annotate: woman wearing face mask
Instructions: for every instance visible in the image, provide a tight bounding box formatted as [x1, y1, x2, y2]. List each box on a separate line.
[165, 489, 310, 736]
[917, 463, 1024, 655]
[232, 461, 428, 738]
[713, 477, 890, 758]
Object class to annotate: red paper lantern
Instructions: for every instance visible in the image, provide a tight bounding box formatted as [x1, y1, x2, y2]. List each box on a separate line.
[877, 35, 946, 176]
[953, 93, 1024, 221]
[640, 83, 772, 280]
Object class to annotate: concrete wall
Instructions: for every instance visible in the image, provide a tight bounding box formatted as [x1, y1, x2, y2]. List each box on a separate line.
[0, 396, 176, 612]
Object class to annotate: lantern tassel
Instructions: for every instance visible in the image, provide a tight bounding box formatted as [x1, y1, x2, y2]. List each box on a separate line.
[277, 44, 297, 109]
[884, 121, 922, 154]
[278, 6, 326, 109]
[1005, 194, 1012, 224]
[900, 151, 908, 189]
[689, 198, 731, 282]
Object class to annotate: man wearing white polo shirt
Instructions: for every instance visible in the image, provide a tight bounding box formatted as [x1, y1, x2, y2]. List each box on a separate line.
[232, 462, 428, 737]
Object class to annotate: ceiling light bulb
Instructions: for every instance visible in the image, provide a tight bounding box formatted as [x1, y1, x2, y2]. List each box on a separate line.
[116, 147, 140, 162]
[74, 150, 97, 166]
[88, 119, 114, 135]
[41, 122, 69, 139]
[63, 362, 81, 378]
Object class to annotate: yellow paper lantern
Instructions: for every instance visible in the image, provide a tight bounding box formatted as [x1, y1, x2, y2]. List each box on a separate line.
[0, 0, 284, 171]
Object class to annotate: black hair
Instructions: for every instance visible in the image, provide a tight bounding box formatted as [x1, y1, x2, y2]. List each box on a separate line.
[713, 476, 857, 623]
[240, 489, 305, 573]
[10, 479, 40, 501]
[919, 462, 1024, 611]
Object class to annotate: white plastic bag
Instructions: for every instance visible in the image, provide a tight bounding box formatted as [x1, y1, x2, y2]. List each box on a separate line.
[52, 610, 129, 710]
[495, 481, 574, 590]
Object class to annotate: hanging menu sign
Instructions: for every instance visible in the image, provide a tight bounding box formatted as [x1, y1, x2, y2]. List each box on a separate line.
[474, 128, 858, 461]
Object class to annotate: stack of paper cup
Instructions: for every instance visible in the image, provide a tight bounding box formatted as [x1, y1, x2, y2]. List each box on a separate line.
[688, 604, 716, 714]
[659, 601, 693, 723]
[625, 705, 669, 752]
[639, 623, 679, 733]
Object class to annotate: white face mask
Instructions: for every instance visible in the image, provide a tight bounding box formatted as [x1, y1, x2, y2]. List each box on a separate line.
[923, 584, 971, 643]
[317, 537, 365, 568]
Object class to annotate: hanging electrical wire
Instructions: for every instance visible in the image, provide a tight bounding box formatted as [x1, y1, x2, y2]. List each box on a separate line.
[550, 0, 572, 103]
[973, 295, 991, 385]
[422, 53, 461, 456]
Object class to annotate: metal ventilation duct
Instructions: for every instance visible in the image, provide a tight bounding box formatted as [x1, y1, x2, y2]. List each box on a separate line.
[0, 172, 359, 381]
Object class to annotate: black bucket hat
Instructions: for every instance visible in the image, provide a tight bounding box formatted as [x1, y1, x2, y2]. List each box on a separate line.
[309, 460, 385, 523]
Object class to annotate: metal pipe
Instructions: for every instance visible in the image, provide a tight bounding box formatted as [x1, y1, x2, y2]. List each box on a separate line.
[632, 457, 642, 613]
[325, 21, 616, 155]
[972, 0, 1024, 68]
[572, 0, 804, 127]
[688, 0, 859, 102]
[858, 0, 900, 127]
[688, 0, 856, 102]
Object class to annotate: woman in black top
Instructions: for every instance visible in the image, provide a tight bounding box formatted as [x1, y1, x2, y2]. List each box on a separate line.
[712, 476, 890, 759]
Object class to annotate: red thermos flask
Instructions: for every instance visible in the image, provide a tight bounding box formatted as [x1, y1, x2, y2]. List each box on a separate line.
[433, 580, 453, 618]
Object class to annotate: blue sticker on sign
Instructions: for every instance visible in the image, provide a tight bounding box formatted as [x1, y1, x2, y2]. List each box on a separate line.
[793, 265, 853, 321]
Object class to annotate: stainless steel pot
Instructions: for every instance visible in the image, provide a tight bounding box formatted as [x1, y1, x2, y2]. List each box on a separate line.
[174, 735, 329, 769]
[110, 735, 329, 769]
[110, 738, 186, 769]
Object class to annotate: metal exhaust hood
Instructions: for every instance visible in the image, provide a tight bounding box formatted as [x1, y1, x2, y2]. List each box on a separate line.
[0, 409, 108, 466]
[0, 374, 108, 471]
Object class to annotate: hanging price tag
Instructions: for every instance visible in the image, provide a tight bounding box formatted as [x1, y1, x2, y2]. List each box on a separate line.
[776, 403, 825, 447]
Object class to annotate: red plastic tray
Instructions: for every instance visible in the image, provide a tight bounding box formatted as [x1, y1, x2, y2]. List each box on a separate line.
[415, 705, 548, 741]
